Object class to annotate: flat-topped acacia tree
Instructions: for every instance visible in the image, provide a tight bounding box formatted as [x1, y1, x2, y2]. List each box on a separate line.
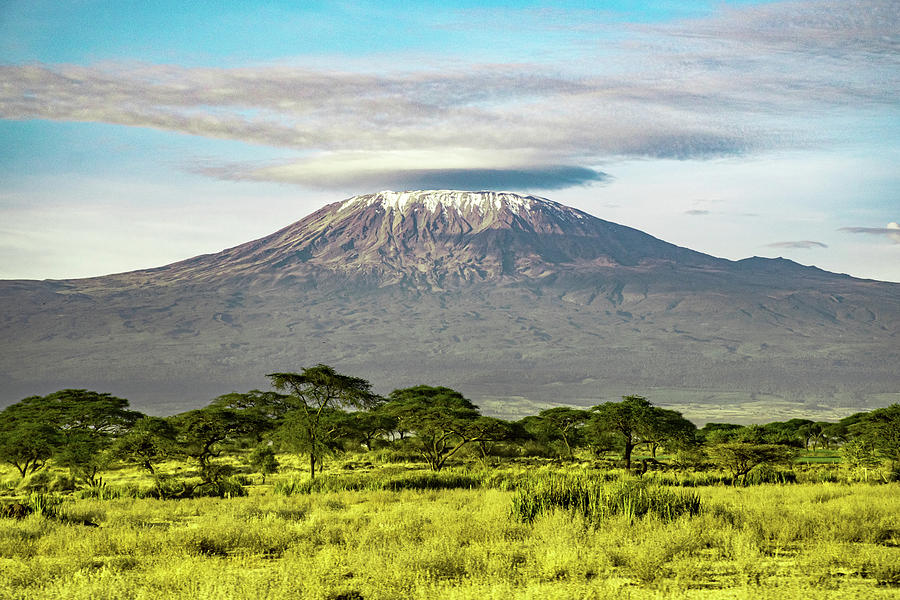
[589, 395, 653, 470]
[0, 389, 141, 484]
[384, 385, 507, 471]
[268, 365, 381, 478]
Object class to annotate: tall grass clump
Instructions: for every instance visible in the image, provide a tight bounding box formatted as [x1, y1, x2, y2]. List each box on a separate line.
[510, 474, 700, 524]
[274, 470, 482, 495]
[26, 492, 64, 519]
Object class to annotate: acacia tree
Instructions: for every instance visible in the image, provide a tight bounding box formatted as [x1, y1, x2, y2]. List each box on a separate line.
[1, 389, 141, 485]
[851, 404, 900, 465]
[208, 390, 292, 442]
[170, 406, 263, 484]
[268, 365, 380, 479]
[707, 442, 797, 484]
[384, 386, 497, 471]
[795, 422, 821, 450]
[248, 444, 279, 484]
[465, 416, 519, 464]
[276, 407, 357, 472]
[528, 407, 590, 460]
[110, 416, 178, 483]
[698, 423, 744, 445]
[0, 399, 60, 477]
[348, 408, 398, 451]
[589, 395, 653, 469]
[819, 422, 848, 449]
[761, 419, 813, 447]
[640, 407, 696, 457]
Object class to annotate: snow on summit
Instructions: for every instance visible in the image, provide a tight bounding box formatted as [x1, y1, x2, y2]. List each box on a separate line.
[339, 190, 573, 217]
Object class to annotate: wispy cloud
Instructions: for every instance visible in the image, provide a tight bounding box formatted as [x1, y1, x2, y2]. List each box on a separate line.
[839, 222, 900, 243]
[0, 63, 754, 159]
[766, 240, 828, 249]
[656, 0, 898, 57]
[684, 209, 710, 216]
[0, 0, 896, 189]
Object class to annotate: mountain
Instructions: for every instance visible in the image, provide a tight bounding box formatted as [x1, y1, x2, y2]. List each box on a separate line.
[2, 190, 898, 422]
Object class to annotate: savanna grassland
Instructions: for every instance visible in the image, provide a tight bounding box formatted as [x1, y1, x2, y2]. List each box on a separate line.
[1, 457, 898, 600]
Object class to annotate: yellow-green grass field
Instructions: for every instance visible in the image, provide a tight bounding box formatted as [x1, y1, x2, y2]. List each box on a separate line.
[0, 461, 897, 599]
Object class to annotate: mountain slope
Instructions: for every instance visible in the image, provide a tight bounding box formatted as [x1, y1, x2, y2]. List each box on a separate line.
[125, 191, 722, 287]
[2, 190, 898, 421]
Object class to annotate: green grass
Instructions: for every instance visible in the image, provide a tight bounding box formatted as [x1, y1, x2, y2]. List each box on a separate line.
[0, 460, 898, 599]
[510, 474, 701, 524]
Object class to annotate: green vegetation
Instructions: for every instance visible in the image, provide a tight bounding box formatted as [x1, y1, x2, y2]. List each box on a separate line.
[509, 474, 701, 524]
[1, 369, 898, 598]
[269, 365, 381, 479]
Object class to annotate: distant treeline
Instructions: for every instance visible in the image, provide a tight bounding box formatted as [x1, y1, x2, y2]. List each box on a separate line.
[1, 364, 897, 496]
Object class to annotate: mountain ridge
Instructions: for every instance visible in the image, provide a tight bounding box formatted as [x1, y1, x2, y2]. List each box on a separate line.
[65, 191, 737, 288]
[1, 190, 898, 422]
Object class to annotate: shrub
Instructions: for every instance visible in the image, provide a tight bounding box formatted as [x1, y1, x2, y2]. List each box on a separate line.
[274, 470, 482, 495]
[371, 446, 422, 464]
[510, 474, 701, 524]
[25, 492, 63, 518]
[76, 482, 122, 500]
[193, 477, 248, 498]
[48, 474, 76, 493]
[17, 470, 53, 493]
[743, 465, 797, 485]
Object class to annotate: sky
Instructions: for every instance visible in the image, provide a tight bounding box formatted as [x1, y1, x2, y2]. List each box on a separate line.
[1, 0, 898, 282]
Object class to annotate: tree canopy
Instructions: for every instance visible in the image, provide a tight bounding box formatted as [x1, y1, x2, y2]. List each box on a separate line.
[385, 386, 494, 471]
[589, 395, 653, 469]
[268, 364, 381, 478]
[0, 389, 141, 483]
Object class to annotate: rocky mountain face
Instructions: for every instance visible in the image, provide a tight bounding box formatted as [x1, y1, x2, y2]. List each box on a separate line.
[2, 190, 898, 422]
[128, 190, 720, 287]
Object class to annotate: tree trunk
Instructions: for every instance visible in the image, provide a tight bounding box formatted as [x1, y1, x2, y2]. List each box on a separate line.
[624, 438, 634, 470]
[562, 435, 573, 460]
[309, 453, 316, 479]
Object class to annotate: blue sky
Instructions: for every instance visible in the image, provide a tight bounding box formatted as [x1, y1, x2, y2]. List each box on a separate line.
[1, 0, 898, 281]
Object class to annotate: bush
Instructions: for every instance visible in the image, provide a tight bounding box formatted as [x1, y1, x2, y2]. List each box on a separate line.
[76, 482, 122, 500]
[371, 446, 422, 464]
[644, 471, 731, 487]
[193, 478, 248, 498]
[25, 492, 64, 518]
[17, 470, 53, 493]
[274, 469, 482, 495]
[743, 465, 797, 485]
[510, 474, 701, 524]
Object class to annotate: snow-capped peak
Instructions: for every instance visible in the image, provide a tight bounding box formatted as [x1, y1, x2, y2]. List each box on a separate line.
[338, 190, 563, 217]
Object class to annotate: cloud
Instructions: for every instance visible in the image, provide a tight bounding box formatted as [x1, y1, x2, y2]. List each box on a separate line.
[0, 63, 755, 160]
[766, 240, 828, 249]
[840, 222, 900, 243]
[657, 0, 898, 57]
[361, 166, 607, 191]
[0, 1, 896, 188]
[684, 209, 710, 216]
[189, 150, 608, 190]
